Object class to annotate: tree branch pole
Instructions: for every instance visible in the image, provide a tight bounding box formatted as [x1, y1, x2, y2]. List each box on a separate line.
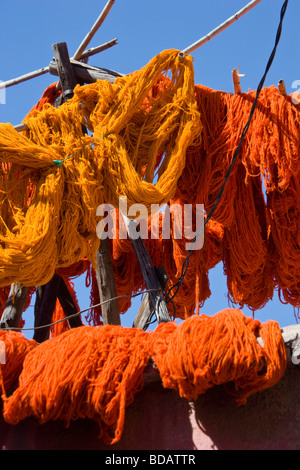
[232, 68, 242, 94]
[54, 43, 120, 326]
[95, 239, 121, 326]
[182, 0, 263, 55]
[0, 39, 118, 91]
[72, 0, 116, 60]
[33, 42, 85, 343]
[123, 216, 171, 325]
[0, 285, 29, 331]
[14, 59, 122, 133]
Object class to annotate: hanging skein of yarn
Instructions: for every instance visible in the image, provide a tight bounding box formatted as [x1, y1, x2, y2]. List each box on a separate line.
[0, 50, 201, 289]
[0, 54, 299, 320]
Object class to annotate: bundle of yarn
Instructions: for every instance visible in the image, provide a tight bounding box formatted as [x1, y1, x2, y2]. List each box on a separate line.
[0, 309, 287, 445]
[0, 49, 200, 290]
[0, 47, 299, 325]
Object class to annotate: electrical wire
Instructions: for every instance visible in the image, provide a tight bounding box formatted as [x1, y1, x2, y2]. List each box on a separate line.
[1, 289, 161, 332]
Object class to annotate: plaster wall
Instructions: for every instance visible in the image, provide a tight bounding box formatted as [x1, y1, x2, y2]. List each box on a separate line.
[0, 366, 299, 450]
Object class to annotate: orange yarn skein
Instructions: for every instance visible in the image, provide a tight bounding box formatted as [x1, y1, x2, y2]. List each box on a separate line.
[1, 310, 286, 445]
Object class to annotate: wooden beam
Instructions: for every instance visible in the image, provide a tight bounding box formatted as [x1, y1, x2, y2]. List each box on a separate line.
[278, 79, 287, 96]
[49, 59, 122, 85]
[0, 284, 29, 330]
[72, 0, 116, 60]
[232, 68, 242, 94]
[33, 42, 85, 341]
[126, 219, 171, 324]
[56, 279, 83, 329]
[95, 239, 121, 326]
[133, 266, 169, 329]
[33, 274, 61, 343]
[0, 39, 118, 91]
[52, 42, 77, 102]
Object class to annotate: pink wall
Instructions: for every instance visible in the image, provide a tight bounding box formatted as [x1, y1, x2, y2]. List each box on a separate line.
[1, 366, 299, 450]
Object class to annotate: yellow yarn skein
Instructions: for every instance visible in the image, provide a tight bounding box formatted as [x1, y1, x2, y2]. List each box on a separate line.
[0, 49, 202, 287]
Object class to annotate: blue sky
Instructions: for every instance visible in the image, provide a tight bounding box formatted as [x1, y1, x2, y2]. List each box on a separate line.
[0, 0, 299, 333]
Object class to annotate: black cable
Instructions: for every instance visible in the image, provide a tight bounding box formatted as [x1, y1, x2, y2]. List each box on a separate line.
[166, 0, 289, 305]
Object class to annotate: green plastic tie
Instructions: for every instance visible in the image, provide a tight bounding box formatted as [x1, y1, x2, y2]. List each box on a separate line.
[53, 132, 113, 167]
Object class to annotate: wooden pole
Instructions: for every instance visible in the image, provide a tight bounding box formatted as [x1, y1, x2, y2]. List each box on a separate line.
[0, 285, 29, 331]
[0, 67, 50, 90]
[126, 219, 171, 325]
[0, 39, 118, 91]
[56, 278, 83, 329]
[33, 274, 61, 343]
[53, 43, 120, 326]
[95, 239, 121, 326]
[278, 79, 287, 96]
[133, 266, 169, 329]
[232, 68, 242, 94]
[52, 42, 77, 102]
[33, 42, 85, 342]
[79, 38, 118, 60]
[72, 0, 116, 60]
[182, 0, 263, 55]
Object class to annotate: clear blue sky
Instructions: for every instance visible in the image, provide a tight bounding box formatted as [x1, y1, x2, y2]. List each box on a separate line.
[0, 0, 299, 334]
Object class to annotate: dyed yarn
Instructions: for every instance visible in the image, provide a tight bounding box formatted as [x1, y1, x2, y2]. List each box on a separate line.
[0, 287, 12, 316]
[1, 309, 286, 444]
[72, 82, 300, 320]
[50, 278, 81, 338]
[2, 325, 151, 445]
[0, 49, 201, 289]
[267, 173, 300, 307]
[222, 165, 275, 311]
[150, 309, 287, 405]
[26, 81, 62, 116]
[0, 53, 299, 319]
[0, 330, 36, 391]
[72, 49, 201, 210]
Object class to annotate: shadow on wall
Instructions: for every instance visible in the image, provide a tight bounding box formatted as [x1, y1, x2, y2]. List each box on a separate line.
[192, 366, 300, 450]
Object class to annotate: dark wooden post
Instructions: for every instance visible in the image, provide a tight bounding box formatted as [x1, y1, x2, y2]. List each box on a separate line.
[95, 239, 121, 326]
[53, 42, 120, 326]
[127, 220, 171, 325]
[133, 266, 169, 329]
[56, 278, 83, 329]
[33, 42, 84, 343]
[34, 274, 61, 343]
[0, 284, 29, 330]
[52, 42, 77, 102]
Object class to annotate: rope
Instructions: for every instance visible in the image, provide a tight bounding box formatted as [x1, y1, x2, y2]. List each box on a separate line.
[0, 289, 161, 332]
